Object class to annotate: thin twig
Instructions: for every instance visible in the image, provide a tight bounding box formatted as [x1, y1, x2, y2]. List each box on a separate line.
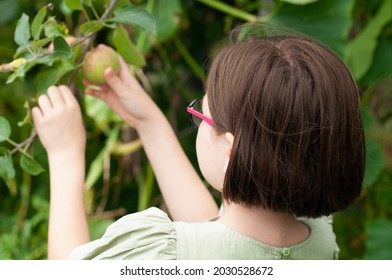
[100, 0, 120, 20]
[10, 131, 38, 155]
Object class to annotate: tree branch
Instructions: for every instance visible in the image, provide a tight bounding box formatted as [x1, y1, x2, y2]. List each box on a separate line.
[68, 0, 120, 95]
[11, 1, 121, 157]
[10, 131, 38, 155]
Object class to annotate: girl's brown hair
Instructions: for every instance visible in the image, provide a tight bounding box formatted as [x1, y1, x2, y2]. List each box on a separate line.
[207, 24, 365, 218]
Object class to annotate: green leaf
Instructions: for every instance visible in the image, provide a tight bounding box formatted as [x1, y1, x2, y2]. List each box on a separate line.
[79, 20, 105, 34]
[17, 101, 31, 127]
[34, 61, 75, 94]
[14, 13, 31, 46]
[31, 5, 47, 40]
[362, 109, 373, 131]
[65, 0, 83, 11]
[82, 0, 93, 7]
[364, 139, 384, 187]
[44, 18, 68, 38]
[85, 127, 119, 189]
[5, 59, 31, 84]
[85, 148, 105, 190]
[5, 63, 27, 84]
[279, 0, 319, 4]
[360, 22, 392, 86]
[52, 36, 72, 59]
[6, 44, 73, 84]
[109, 5, 156, 35]
[365, 219, 392, 259]
[31, 37, 53, 51]
[0, 116, 11, 142]
[346, 0, 392, 80]
[84, 95, 121, 131]
[113, 25, 145, 67]
[268, 0, 354, 57]
[20, 154, 45, 176]
[153, 0, 182, 43]
[0, 148, 16, 185]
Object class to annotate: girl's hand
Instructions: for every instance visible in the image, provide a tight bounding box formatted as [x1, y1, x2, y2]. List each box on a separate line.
[84, 56, 156, 129]
[32, 85, 86, 157]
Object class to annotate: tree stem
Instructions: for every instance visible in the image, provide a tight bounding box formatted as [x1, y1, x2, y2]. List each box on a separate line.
[10, 131, 37, 155]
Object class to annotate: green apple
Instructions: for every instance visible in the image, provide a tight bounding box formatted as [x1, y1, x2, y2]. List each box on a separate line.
[82, 44, 120, 83]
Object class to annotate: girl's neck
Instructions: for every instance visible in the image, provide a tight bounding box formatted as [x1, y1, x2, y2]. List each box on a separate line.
[217, 202, 310, 247]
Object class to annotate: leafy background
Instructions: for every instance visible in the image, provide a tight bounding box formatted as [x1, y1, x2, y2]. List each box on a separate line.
[0, 0, 391, 259]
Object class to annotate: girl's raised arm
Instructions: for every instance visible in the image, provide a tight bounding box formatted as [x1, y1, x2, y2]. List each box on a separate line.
[32, 86, 90, 259]
[85, 56, 219, 222]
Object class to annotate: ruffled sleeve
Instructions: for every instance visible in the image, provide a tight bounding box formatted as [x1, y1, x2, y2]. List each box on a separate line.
[69, 207, 177, 260]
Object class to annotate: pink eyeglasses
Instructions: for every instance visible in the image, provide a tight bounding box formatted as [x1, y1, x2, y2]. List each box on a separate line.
[187, 98, 215, 127]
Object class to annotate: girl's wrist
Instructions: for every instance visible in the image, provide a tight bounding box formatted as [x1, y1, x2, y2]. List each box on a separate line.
[47, 147, 85, 165]
[134, 105, 167, 135]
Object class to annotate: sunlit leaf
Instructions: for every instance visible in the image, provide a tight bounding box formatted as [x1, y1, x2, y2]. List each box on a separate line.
[365, 219, 392, 259]
[17, 101, 31, 127]
[85, 127, 119, 190]
[346, 0, 392, 80]
[279, 0, 319, 4]
[14, 13, 31, 46]
[79, 20, 105, 34]
[82, 0, 93, 7]
[31, 5, 47, 40]
[109, 5, 156, 35]
[44, 18, 68, 38]
[5, 63, 27, 84]
[0, 116, 11, 142]
[32, 37, 52, 51]
[84, 95, 121, 131]
[85, 148, 105, 190]
[65, 0, 83, 11]
[113, 25, 145, 66]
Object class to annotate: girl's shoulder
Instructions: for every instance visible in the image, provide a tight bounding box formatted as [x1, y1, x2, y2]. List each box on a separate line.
[69, 208, 339, 260]
[69, 207, 177, 260]
[174, 216, 339, 260]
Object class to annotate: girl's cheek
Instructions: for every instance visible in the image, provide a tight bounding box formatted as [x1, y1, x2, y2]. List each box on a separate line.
[195, 125, 226, 191]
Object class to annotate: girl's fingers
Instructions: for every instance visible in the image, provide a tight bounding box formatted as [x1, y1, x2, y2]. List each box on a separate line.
[58, 85, 77, 106]
[47, 86, 65, 107]
[118, 56, 131, 77]
[37, 94, 53, 116]
[104, 67, 124, 93]
[85, 89, 104, 99]
[31, 107, 43, 123]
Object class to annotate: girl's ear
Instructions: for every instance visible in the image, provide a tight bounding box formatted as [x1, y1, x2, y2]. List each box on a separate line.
[223, 132, 235, 173]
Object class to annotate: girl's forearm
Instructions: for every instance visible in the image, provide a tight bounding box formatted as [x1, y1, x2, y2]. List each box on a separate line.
[47, 151, 90, 259]
[137, 109, 219, 222]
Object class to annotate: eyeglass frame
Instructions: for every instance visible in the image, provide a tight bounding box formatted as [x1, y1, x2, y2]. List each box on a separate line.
[186, 98, 215, 127]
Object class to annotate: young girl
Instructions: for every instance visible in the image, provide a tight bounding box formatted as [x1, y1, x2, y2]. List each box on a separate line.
[32, 24, 365, 260]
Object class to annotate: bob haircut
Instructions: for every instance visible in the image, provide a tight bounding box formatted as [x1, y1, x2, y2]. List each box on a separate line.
[206, 24, 365, 218]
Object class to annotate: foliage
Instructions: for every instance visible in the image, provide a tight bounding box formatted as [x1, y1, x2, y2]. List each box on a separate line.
[0, 0, 391, 259]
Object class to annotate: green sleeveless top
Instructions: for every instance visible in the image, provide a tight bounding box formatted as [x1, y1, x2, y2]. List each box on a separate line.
[69, 207, 339, 260]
